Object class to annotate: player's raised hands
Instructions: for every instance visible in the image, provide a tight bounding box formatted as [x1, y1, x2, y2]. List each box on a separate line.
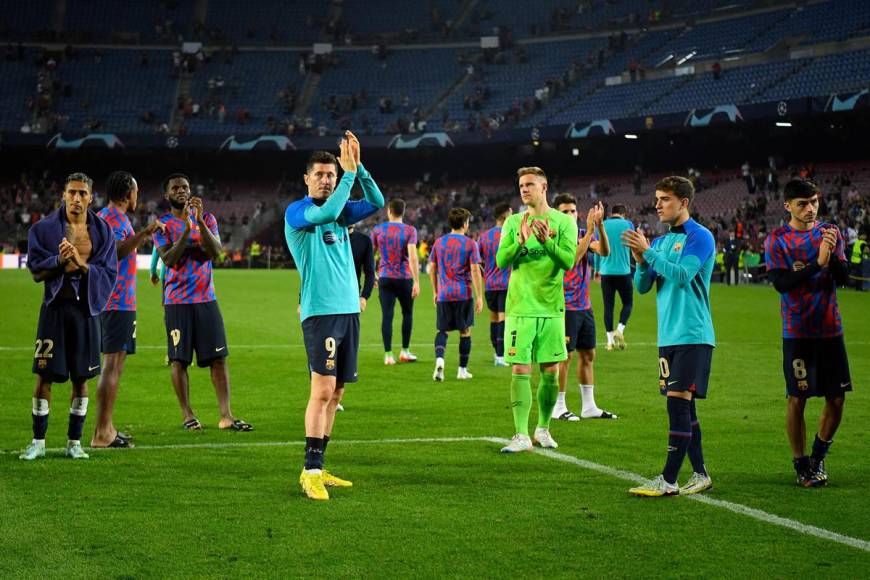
[593, 202, 605, 226]
[59, 238, 86, 269]
[189, 197, 204, 223]
[586, 202, 604, 230]
[346, 130, 361, 166]
[622, 227, 649, 264]
[518, 212, 532, 244]
[531, 217, 550, 244]
[338, 137, 357, 174]
[817, 227, 837, 267]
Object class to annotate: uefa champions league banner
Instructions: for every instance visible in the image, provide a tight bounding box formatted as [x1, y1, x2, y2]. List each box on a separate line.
[0, 94, 853, 152]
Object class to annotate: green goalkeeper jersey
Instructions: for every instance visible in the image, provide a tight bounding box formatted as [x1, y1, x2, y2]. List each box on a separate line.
[497, 208, 578, 318]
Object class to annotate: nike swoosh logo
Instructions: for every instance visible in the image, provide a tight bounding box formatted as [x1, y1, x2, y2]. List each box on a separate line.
[841, 382, 851, 388]
[215, 346, 226, 352]
[89, 365, 100, 371]
[667, 380, 678, 386]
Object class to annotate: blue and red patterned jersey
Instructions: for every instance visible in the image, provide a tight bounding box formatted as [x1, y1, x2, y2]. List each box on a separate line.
[372, 222, 417, 279]
[564, 229, 592, 311]
[764, 222, 846, 338]
[479, 226, 510, 291]
[429, 233, 481, 302]
[98, 206, 137, 311]
[152, 211, 219, 305]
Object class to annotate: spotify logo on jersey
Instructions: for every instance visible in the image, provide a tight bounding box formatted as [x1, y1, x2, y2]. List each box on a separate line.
[322, 231, 337, 245]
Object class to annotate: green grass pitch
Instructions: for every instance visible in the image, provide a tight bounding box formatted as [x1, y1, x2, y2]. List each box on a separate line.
[1, 269, 868, 577]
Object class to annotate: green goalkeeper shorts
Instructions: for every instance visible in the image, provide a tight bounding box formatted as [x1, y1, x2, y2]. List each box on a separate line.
[504, 316, 567, 365]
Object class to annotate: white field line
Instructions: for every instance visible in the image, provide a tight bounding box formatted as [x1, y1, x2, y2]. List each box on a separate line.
[5, 435, 868, 553]
[483, 437, 870, 554]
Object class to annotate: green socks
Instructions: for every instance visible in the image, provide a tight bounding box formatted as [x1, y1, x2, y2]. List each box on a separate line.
[510, 373, 532, 436]
[511, 372, 559, 434]
[536, 371, 559, 429]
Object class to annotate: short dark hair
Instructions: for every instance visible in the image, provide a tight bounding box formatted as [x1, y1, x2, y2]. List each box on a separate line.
[611, 204, 627, 216]
[64, 172, 93, 191]
[162, 173, 190, 193]
[388, 198, 406, 217]
[493, 202, 512, 221]
[655, 176, 694, 203]
[552, 193, 576, 208]
[306, 151, 338, 173]
[783, 179, 819, 201]
[448, 207, 471, 230]
[106, 171, 135, 203]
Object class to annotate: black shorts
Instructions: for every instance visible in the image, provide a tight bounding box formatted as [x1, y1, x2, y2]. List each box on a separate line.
[101, 310, 137, 354]
[782, 336, 852, 399]
[164, 301, 228, 367]
[658, 345, 713, 399]
[302, 313, 359, 384]
[565, 309, 596, 352]
[32, 299, 102, 383]
[437, 299, 474, 332]
[378, 277, 414, 311]
[485, 290, 507, 314]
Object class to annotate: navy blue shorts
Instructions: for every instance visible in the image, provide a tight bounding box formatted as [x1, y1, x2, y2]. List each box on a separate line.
[782, 337, 852, 399]
[101, 310, 136, 354]
[658, 345, 713, 399]
[378, 277, 414, 313]
[164, 301, 228, 367]
[485, 290, 507, 314]
[565, 309, 596, 352]
[302, 313, 359, 384]
[32, 299, 102, 383]
[436, 299, 474, 332]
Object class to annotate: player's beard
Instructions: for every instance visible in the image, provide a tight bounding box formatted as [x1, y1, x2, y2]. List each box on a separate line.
[169, 199, 186, 210]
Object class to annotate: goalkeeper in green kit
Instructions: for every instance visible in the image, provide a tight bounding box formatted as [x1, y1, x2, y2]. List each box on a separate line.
[497, 167, 578, 452]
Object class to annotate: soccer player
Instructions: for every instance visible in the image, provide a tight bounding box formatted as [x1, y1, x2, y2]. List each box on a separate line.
[599, 205, 635, 350]
[349, 225, 375, 312]
[153, 173, 252, 433]
[551, 195, 618, 421]
[92, 171, 166, 448]
[429, 208, 484, 381]
[478, 202, 512, 367]
[764, 179, 852, 487]
[623, 176, 715, 496]
[20, 172, 118, 461]
[497, 167, 577, 452]
[285, 132, 385, 500]
[372, 198, 420, 365]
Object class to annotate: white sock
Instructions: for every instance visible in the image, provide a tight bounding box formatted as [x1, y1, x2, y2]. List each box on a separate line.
[580, 384, 598, 413]
[70, 397, 89, 416]
[67, 439, 80, 445]
[32, 397, 49, 416]
[31, 439, 45, 446]
[436, 357, 445, 367]
[556, 392, 566, 405]
[606, 331, 614, 344]
[458, 366, 467, 372]
[617, 323, 626, 334]
[304, 468, 322, 475]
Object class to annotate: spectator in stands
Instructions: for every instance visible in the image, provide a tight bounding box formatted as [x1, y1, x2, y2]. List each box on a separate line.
[741, 161, 756, 194]
[712, 62, 721, 80]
